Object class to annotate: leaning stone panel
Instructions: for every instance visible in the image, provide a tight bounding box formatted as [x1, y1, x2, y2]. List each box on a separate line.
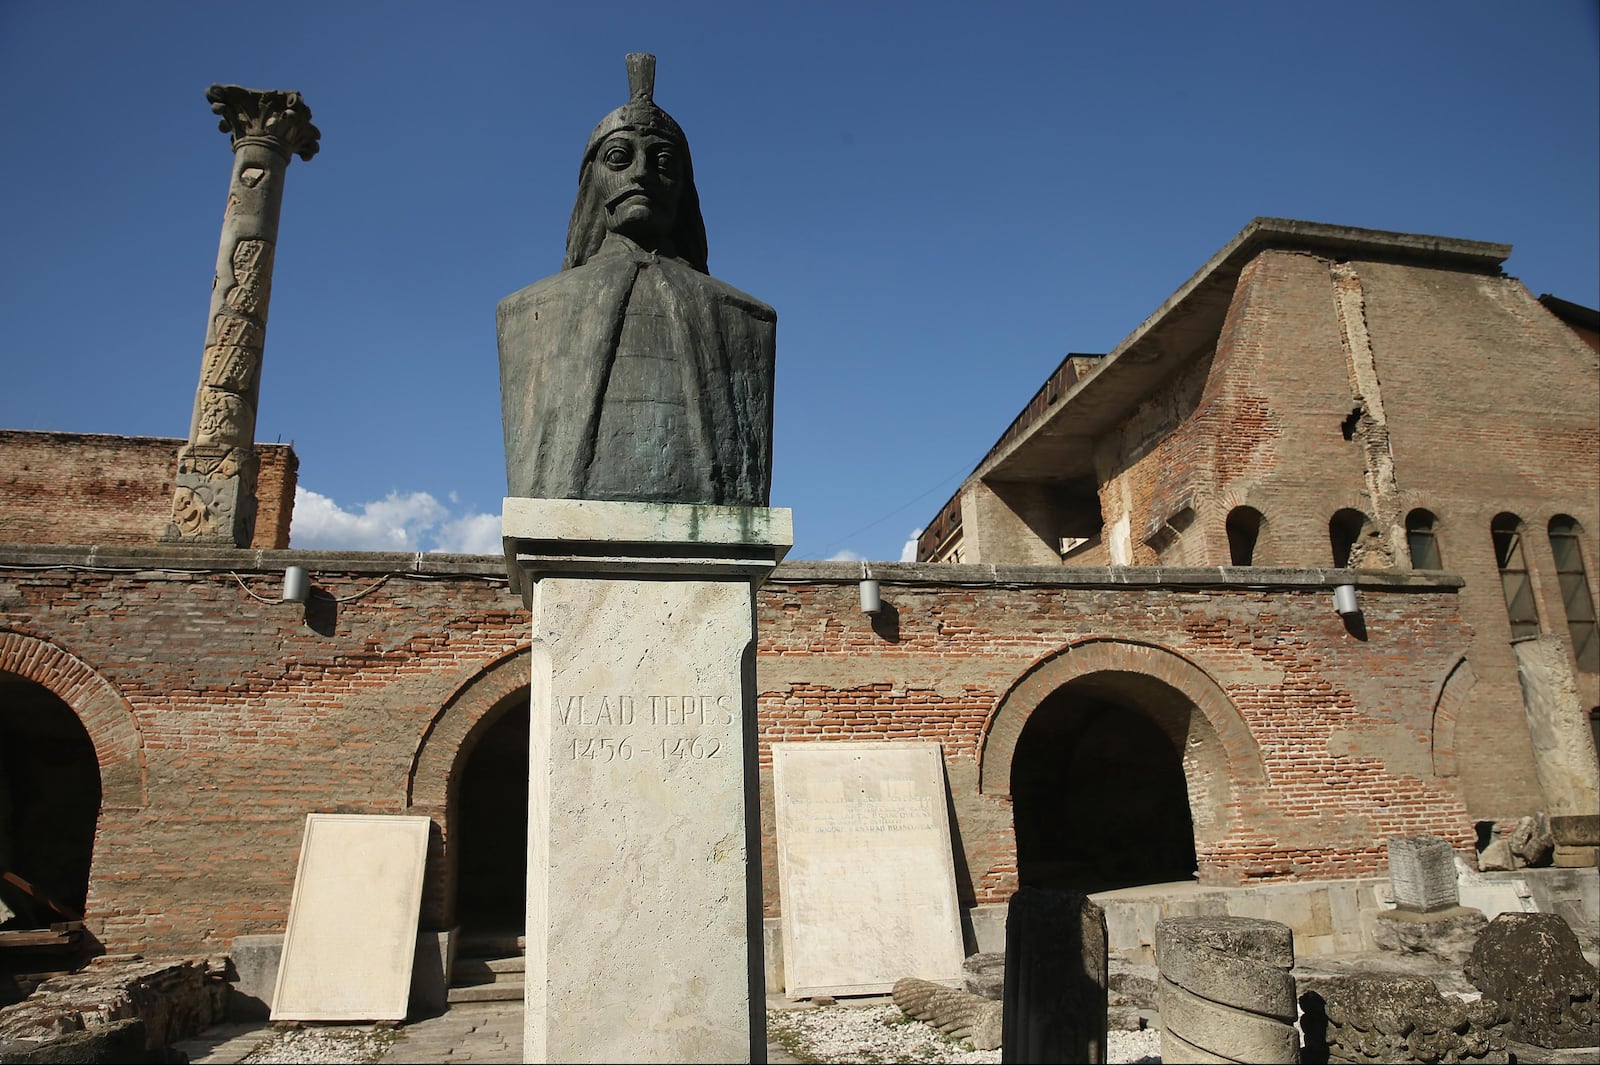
[1155, 916, 1297, 1064]
[271, 814, 431, 1022]
[772, 741, 965, 998]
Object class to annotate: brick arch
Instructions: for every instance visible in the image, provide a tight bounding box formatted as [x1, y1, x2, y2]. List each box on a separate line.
[0, 629, 146, 807]
[1215, 483, 1277, 566]
[1429, 655, 1474, 779]
[979, 638, 1264, 844]
[408, 646, 533, 811]
[407, 646, 532, 928]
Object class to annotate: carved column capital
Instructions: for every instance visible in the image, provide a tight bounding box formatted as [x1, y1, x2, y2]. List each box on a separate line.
[206, 84, 321, 161]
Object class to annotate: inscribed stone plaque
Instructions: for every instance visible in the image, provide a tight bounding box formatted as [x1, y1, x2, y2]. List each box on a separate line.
[1387, 835, 1458, 913]
[271, 814, 431, 1021]
[773, 741, 965, 998]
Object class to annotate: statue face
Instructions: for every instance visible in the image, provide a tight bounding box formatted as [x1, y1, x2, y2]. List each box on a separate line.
[592, 130, 683, 245]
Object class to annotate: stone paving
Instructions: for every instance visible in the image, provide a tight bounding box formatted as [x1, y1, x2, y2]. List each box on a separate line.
[174, 1001, 804, 1063]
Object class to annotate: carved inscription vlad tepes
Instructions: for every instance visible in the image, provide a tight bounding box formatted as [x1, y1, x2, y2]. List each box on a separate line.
[551, 693, 736, 762]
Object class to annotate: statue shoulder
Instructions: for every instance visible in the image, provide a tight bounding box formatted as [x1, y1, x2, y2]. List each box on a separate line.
[666, 261, 776, 324]
[496, 268, 591, 325]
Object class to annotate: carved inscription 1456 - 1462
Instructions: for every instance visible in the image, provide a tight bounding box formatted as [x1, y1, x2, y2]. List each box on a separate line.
[552, 693, 734, 764]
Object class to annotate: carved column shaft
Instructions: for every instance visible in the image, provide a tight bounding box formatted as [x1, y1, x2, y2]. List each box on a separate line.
[168, 85, 318, 546]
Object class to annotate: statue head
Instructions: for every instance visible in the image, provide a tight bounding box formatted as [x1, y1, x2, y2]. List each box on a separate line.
[563, 54, 709, 273]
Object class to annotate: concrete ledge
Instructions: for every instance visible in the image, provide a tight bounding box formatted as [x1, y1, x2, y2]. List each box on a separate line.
[502, 499, 794, 601]
[768, 560, 1465, 591]
[225, 929, 456, 1021]
[0, 544, 1463, 593]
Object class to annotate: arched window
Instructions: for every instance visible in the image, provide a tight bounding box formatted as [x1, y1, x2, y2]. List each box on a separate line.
[1549, 515, 1597, 672]
[1329, 509, 1369, 568]
[1406, 509, 1443, 570]
[1226, 507, 1264, 566]
[1492, 513, 1540, 639]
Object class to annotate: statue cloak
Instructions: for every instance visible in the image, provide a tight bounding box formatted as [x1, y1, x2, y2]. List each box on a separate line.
[497, 239, 775, 507]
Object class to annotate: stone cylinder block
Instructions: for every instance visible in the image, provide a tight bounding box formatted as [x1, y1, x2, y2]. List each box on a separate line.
[1156, 916, 1299, 1064]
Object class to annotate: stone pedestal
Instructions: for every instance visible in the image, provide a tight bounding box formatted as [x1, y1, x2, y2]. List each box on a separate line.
[1388, 834, 1459, 913]
[503, 498, 791, 1064]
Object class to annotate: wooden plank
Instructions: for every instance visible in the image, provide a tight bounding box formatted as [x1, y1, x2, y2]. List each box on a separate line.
[0, 928, 79, 949]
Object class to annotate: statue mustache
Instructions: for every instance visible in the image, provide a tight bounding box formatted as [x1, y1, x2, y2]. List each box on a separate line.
[605, 187, 652, 211]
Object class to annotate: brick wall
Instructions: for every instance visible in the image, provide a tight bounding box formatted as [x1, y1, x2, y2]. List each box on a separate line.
[0, 432, 295, 550]
[1, 549, 1477, 955]
[1061, 251, 1600, 821]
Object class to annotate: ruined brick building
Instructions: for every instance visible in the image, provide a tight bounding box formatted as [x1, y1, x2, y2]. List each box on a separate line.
[1, 217, 1596, 995]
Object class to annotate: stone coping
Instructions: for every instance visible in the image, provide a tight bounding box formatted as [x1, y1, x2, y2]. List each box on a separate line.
[502, 497, 792, 548]
[0, 543, 1463, 592]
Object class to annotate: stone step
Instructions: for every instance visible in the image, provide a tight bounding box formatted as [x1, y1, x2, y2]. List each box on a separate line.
[447, 981, 524, 1004]
[456, 931, 525, 959]
[453, 956, 526, 983]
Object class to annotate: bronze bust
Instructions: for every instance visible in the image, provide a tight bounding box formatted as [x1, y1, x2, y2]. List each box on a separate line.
[498, 54, 776, 507]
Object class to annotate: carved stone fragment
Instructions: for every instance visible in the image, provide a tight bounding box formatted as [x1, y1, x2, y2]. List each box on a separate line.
[1465, 913, 1599, 1049]
[892, 976, 1003, 1051]
[962, 951, 1005, 1001]
[1298, 973, 1509, 1064]
[1372, 907, 1489, 970]
[1509, 814, 1555, 868]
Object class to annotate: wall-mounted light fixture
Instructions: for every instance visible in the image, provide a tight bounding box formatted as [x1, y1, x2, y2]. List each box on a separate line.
[282, 565, 310, 604]
[1333, 583, 1360, 617]
[859, 562, 881, 615]
[859, 578, 881, 615]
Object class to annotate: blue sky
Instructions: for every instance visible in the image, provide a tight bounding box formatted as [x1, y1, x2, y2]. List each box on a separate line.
[2, 2, 1596, 560]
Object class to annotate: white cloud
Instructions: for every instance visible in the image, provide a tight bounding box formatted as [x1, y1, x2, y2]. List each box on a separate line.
[900, 527, 924, 562]
[827, 548, 866, 562]
[434, 511, 504, 554]
[289, 487, 497, 554]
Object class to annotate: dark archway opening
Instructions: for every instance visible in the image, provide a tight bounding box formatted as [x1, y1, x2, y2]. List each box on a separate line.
[1010, 672, 1197, 893]
[453, 694, 528, 933]
[1226, 506, 1264, 566]
[0, 676, 101, 929]
[1329, 508, 1370, 568]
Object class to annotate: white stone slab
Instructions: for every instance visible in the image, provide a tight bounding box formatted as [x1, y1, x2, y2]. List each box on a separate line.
[773, 741, 966, 998]
[270, 814, 431, 1021]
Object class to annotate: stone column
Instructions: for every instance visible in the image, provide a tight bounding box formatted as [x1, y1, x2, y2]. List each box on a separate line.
[503, 498, 791, 1064]
[1513, 635, 1600, 865]
[1001, 886, 1109, 1064]
[166, 85, 319, 546]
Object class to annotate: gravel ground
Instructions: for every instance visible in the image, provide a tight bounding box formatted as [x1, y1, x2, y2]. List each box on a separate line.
[768, 1004, 1162, 1063]
[213, 1007, 1163, 1063]
[236, 1026, 397, 1064]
